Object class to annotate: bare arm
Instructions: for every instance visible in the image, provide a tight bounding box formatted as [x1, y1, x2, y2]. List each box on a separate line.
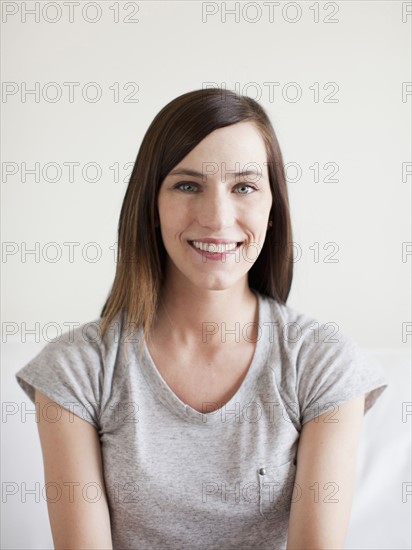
[286, 394, 365, 549]
[35, 389, 113, 549]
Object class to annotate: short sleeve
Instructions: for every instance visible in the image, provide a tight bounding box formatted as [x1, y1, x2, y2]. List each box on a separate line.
[15, 323, 103, 430]
[296, 326, 389, 427]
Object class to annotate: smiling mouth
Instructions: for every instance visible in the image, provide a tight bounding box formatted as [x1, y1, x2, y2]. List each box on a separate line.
[188, 241, 243, 253]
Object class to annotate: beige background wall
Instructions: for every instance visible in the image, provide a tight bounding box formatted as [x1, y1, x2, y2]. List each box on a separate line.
[2, 0, 411, 348]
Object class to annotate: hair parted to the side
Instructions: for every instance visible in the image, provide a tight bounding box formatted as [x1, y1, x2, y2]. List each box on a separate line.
[99, 87, 293, 354]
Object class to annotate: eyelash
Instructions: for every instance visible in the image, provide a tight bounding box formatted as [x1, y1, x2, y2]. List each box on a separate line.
[173, 182, 258, 194]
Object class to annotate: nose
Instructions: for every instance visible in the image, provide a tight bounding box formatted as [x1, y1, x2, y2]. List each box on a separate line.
[196, 186, 235, 232]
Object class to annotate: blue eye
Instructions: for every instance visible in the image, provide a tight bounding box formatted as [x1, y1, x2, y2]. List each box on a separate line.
[175, 182, 199, 192]
[173, 182, 257, 194]
[235, 185, 256, 194]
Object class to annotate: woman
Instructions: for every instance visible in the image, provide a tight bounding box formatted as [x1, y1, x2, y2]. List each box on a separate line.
[16, 88, 388, 549]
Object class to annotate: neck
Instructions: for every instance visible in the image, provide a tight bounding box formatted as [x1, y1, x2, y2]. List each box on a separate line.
[149, 276, 258, 349]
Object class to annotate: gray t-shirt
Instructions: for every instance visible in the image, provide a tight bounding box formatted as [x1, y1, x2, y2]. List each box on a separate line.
[15, 291, 388, 550]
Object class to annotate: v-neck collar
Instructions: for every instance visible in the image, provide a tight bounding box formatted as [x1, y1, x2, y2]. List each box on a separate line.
[137, 290, 272, 426]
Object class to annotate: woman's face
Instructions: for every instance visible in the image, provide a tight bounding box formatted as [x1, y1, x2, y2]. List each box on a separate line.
[157, 121, 273, 293]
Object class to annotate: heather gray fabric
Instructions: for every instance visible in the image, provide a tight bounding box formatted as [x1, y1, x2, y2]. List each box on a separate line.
[15, 291, 388, 549]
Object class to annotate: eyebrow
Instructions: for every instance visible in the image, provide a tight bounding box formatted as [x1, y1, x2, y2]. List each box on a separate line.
[167, 168, 263, 179]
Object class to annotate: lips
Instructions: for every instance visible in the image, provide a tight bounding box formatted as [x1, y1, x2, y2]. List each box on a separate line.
[188, 240, 243, 254]
[194, 241, 235, 253]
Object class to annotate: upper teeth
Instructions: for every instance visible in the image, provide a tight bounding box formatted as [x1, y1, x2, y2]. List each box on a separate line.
[192, 241, 238, 253]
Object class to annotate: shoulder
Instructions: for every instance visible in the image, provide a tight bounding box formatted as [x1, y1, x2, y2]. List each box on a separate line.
[256, 292, 388, 426]
[257, 291, 335, 356]
[262, 293, 375, 388]
[43, 310, 126, 360]
[15, 310, 130, 413]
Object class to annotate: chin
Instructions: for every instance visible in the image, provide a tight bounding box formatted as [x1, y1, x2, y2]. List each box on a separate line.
[191, 273, 243, 292]
[167, 259, 248, 293]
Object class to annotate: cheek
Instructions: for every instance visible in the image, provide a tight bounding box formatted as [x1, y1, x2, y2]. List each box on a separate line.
[158, 205, 187, 243]
[245, 210, 270, 232]
[158, 196, 173, 229]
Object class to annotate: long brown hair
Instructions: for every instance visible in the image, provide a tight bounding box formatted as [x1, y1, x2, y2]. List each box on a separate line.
[100, 88, 293, 349]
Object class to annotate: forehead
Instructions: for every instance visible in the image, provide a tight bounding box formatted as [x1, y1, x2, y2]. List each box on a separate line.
[177, 121, 268, 168]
